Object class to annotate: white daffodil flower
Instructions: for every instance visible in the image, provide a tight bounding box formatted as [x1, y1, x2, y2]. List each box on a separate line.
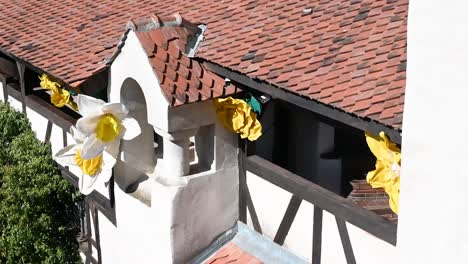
[75, 94, 141, 159]
[55, 127, 117, 195]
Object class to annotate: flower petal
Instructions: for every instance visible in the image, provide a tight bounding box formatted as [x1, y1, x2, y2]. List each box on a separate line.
[121, 117, 141, 140]
[70, 127, 86, 143]
[99, 160, 114, 184]
[105, 140, 120, 159]
[102, 149, 117, 170]
[79, 173, 99, 195]
[77, 94, 105, 117]
[102, 102, 128, 119]
[50, 90, 69, 108]
[76, 114, 102, 135]
[81, 134, 107, 159]
[54, 144, 80, 166]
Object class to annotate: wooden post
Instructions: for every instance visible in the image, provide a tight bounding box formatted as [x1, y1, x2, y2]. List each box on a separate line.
[274, 195, 302, 245]
[335, 217, 356, 264]
[1, 75, 8, 102]
[44, 120, 53, 143]
[238, 138, 247, 223]
[312, 207, 323, 264]
[245, 184, 262, 234]
[16, 62, 26, 114]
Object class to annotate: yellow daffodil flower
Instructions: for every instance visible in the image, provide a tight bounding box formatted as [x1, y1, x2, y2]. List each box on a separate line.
[55, 127, 117, 195]
[39, 74, 77, 110]
[214, 97, 262, 141]
[75, 148, 103, 176]
[366, 131, 401, 214]
[75, 94, 141, 159]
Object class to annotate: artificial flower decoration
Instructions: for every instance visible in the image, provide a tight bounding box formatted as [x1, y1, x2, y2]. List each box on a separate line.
[245, 93, 262, 115]
[365, 131, 401, 214]
[39, 74, 77, 110]
[75, 94, 141, 159]
[55, 127, 117, 195]
[214, 96, 262, 141]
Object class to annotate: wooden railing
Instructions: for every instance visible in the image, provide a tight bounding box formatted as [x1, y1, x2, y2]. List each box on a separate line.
[239, 153, 397, 264]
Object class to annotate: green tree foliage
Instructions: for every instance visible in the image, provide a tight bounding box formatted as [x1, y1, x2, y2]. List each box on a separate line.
[0, 103, 81, 263]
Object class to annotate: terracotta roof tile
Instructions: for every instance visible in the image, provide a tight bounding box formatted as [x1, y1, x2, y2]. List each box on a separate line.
[205, 243, 262, 264]
[0, 0, 407, 128]
[131, 15, 236, 106]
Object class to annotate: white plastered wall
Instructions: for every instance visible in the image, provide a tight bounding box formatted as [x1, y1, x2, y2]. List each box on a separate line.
[109, 30, 170, 131]
[397, 1, 468, 263]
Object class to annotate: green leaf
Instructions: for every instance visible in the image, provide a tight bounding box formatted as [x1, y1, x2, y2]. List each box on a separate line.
[0, 102, 81, 264]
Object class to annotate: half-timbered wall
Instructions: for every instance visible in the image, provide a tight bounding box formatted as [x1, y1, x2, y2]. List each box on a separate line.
[241, 101, 398, 263]
[244, 170, 397, 263]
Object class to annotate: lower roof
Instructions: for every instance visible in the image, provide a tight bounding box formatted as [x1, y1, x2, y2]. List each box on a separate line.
[190, 222, 308, 264]
[0, 0, 407, 130]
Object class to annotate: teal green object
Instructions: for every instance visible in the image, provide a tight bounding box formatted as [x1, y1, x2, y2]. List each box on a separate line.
[68, 89, 77, 96]
[245, 94, 262, 115]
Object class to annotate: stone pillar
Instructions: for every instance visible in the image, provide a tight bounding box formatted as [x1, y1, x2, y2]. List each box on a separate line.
[154, 128, 198, 180]
[161, 137, 190, 177]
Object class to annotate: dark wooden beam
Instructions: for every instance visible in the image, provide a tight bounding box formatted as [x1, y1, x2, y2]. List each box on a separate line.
[336, 216, 357, 264]
[0, 74, 8, 102]
[0, 48, 78, 91]
[312, 207, 323, 264]
[90, 203, 103, 264]
[24, 94, 77, 131]
[245, 155, 397, 245]
[62, 128, 68, 147]
[84, 199, 93, 264]
[245, 185, 262, 234]
[44, 120, 53, 143]
[57, 165, 79, 188]
[6, 83, 22, 101]
[84, 200, 100, 264]
[238, 140, 247, 223]
[5, 82, 78, 131]
[16, 62, 27, 114]
[274, 195, 302, 245]
[204, 62, 401, 145]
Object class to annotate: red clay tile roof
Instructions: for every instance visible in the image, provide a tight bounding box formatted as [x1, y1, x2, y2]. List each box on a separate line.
[0, 0, 407, 129]
[130, 15, 237, 106]
[204, 243, 262, 264]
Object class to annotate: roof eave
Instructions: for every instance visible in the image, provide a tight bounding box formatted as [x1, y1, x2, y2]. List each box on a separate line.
[203, 61, 402, 145]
